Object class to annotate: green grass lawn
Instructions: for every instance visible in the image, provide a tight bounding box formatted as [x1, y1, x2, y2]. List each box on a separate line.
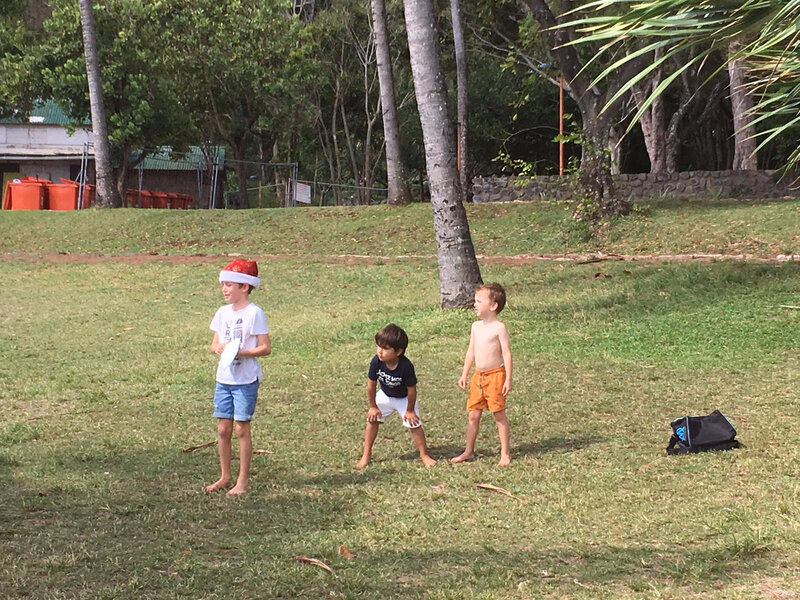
[0, 195, 797, 257]
[1, 203, 799, 599]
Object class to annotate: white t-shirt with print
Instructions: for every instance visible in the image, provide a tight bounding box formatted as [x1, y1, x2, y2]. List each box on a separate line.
[210, 302, 269, 385]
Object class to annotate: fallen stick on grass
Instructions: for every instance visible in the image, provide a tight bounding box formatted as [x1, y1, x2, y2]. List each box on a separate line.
[476, 483, 523, 502]
[182, 440, 217, 453]
[779, 305, 800, 310]
[295, 555, 336, 575]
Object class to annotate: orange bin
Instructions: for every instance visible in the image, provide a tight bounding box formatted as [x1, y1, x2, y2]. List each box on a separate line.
[126, 188, 144, 208]
[83, 184, 95, 208]
[140, 190, 155, 208]
[59, 179, 93, 208]
[5, 177, 49, 210]
[47, 182, 80, 210]
[151, 192, 169, 209]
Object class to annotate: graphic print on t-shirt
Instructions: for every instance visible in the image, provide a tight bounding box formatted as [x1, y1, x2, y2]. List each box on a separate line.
[368, 355, 416, 398]
[224, 317, 244, 367]
[376, 368, 402, 391]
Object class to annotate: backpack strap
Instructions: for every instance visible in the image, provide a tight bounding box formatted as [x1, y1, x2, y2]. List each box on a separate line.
[666, 434, 682, 455]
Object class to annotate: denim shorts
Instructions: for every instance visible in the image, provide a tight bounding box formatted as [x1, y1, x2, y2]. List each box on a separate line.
[213, 380, 259, 421]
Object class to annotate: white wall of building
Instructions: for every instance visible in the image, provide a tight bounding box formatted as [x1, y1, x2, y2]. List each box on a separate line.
[0, 123, 92, 149]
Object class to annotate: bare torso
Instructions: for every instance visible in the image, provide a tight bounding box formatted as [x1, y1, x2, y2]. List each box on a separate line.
[472, 320, 506, 371]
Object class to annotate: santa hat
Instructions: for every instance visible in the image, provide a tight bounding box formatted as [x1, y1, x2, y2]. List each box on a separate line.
[219, 258, 260, 288]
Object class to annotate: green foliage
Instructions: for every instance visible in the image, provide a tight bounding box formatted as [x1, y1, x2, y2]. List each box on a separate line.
[40, 0, 196, 155]
[170, 0, 311, 143]
[0, 0, 43, 117]
[566, 0, 800, 173]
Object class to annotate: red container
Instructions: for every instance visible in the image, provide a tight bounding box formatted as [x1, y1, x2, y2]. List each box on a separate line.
[126, 188, 143, 208]
[83, 184, 95, 208]
[2, 181, 11, 209]
[59, 179, 94, 208]
[140, 190, 154, 209]
[181, 194, 194, 209]
[166, 193, 181, 209]
[47, 183, 79, 210]
[151, 192, 169, 209]
[8, 178, 49, 210]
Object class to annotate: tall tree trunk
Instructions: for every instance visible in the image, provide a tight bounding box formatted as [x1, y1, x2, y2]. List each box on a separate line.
[728, 40, 758, 170]
[631, 56, 668, 173]
[78, 0, 118, 207]
[232, 140, 248, 209]
[449, 0, 470, 202]
[521, 0, 633, 220]
[370, 0, 412, 206]
[273, 140, 287, 207]
[404, 0, 482, 308]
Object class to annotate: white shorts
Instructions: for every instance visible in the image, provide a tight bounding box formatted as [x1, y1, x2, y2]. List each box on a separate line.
[375, 388, 422, 428]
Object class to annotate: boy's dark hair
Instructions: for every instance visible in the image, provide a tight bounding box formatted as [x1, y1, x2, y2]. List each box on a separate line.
[477, 282, 506, 313]
[375, 323, 409, 353]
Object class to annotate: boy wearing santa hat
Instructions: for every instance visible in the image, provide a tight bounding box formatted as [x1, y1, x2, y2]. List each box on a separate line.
[207, 258, 271, 495]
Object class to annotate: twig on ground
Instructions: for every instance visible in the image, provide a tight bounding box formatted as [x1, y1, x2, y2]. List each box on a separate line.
[779, 305, 800, 310]
[182, 440, 217, 453]
[295, 555, 336, 575]
[476, 483, 523, 502]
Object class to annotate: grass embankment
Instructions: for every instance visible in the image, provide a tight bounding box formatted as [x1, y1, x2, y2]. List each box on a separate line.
[0, 195, 797, 257]
[1, 202, 799, 599]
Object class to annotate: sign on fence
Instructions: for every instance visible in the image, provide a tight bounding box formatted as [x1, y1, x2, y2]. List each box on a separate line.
[294, 182, 311, 204]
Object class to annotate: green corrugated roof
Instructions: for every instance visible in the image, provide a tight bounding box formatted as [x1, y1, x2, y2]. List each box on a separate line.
[0, 100, 86, 125]
[133, 146, 226, 171]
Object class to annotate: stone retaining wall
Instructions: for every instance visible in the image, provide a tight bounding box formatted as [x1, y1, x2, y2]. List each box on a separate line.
[473, 170, 798, 203]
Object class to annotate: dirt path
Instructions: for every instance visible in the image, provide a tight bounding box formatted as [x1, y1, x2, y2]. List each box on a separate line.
[0, 250, 798, 266]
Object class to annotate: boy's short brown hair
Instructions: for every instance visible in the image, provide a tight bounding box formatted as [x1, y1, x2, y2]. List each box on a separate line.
[477, 282, 506, 313]
[375, 323, 409, 353]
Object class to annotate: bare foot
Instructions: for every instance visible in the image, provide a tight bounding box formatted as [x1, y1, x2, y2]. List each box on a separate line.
[205, 478, 230, 492]
[497, 454, 511, 467]
[450, 452, 474, 464]
[355, 455, 370, 469]
[420, 454, 437, 467]
[226, 483, 248, 496]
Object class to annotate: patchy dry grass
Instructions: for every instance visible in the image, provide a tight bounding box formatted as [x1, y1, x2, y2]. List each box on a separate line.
[0, 195, 798, 258]
[1, 239, 799, 598]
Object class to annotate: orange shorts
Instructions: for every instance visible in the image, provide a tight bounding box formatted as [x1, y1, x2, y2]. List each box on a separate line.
[467, 366, 507, 413]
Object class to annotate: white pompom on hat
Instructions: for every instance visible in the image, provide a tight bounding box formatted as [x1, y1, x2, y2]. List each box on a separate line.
[219, 258, 260, 288]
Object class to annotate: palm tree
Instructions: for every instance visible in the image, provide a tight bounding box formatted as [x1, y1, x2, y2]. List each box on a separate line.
[568, 0, 800, 173]
[77, 0, 117, 207]
[403, 0, 483, 308]
[370, 0, 412, 206]
[450, 0, 470, 202]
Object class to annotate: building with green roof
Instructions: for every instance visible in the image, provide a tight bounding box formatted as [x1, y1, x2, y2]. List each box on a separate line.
[1, 101, 226, 207]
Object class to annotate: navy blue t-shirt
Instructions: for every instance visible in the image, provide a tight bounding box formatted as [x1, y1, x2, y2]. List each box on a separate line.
[368, 354, 417, 398]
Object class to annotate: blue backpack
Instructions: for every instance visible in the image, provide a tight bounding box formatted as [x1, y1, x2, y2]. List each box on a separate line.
[667, 410, 741, 455]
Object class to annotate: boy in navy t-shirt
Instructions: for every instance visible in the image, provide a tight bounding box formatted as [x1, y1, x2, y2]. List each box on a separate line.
[356, 324, 436, 468]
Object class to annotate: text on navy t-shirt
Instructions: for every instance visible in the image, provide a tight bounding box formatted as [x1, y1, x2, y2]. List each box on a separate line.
[368, 354, 417, 398]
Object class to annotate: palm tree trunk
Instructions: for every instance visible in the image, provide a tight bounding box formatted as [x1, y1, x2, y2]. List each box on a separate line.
[370, 0, 412, 206]
[450, 0, 470, 202]
[404, 0, 482, 308]
[77, 0, 118, 207]
[728, 40, 758, 170]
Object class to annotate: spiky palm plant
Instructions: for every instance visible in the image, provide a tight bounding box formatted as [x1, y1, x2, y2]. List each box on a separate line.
[563, 0, 800, 173]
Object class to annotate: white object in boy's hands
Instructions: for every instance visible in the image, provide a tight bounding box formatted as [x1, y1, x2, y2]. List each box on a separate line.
[219, 339, 241, 370]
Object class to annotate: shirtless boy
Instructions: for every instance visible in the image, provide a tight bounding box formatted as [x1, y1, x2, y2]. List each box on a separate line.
[452, 283, 513, 466]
